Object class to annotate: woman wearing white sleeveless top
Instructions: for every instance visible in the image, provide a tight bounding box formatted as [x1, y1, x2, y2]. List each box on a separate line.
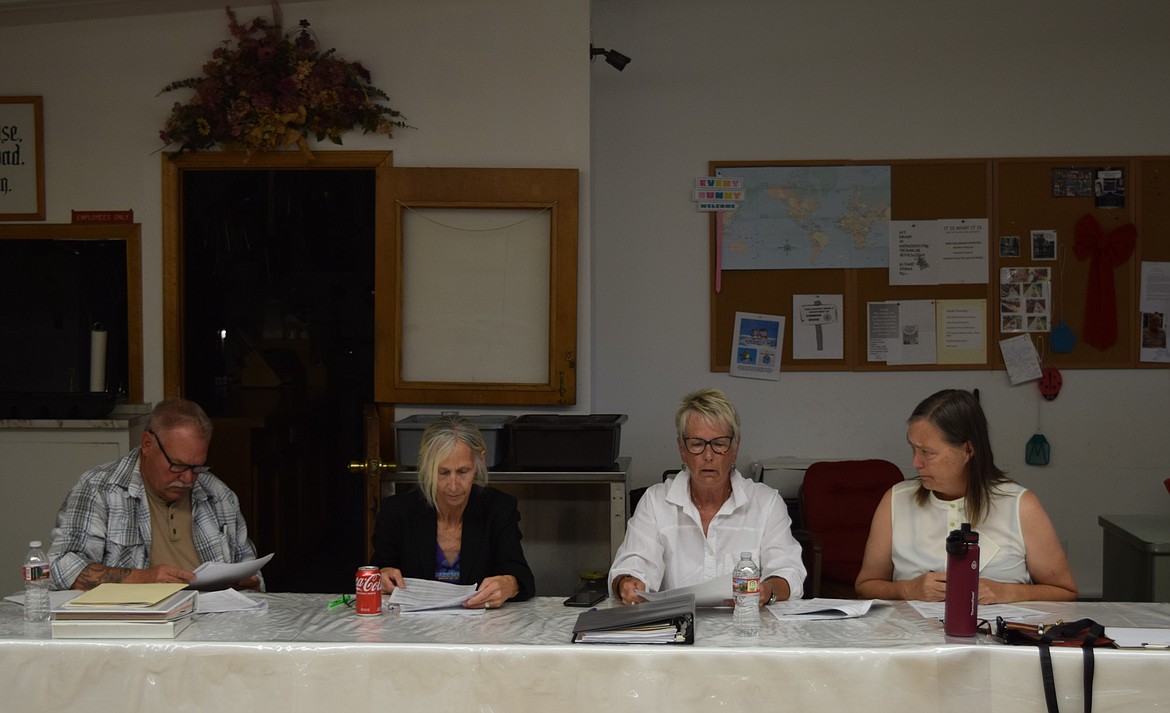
[856, 389, 1077, 603]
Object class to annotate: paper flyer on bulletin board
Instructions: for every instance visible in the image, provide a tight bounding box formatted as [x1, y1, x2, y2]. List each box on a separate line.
[1140, 261, 1170, 363]
[888, 218, 988, 286]
[936, 299, 986, 364]
[730, 312, 784, 380]
[998, 334, 1043, 385]
[792, 295, 843, 359]
[866, 300, 936, 365]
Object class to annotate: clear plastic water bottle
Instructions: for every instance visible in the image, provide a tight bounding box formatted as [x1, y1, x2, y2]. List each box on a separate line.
[23, 540, 50, 623]
[731, 551, 760, 637]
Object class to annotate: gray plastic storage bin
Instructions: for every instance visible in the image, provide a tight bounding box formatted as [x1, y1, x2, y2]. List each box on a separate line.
[393, 414, 512, 468]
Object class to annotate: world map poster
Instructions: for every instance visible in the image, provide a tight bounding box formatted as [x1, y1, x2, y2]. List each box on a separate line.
[716, 165, 891, 270]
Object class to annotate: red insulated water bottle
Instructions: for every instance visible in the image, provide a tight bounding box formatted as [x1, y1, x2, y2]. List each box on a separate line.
[944, 523, 980, 637]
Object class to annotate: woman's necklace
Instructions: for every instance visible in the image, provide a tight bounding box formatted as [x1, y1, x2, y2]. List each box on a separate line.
[691, 483, 732, 511]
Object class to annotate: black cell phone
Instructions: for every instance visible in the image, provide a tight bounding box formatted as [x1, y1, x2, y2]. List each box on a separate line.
[563, 590, 606, 607]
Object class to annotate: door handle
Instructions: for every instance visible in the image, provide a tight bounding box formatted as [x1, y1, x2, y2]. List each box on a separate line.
[347, 459, 396, 476]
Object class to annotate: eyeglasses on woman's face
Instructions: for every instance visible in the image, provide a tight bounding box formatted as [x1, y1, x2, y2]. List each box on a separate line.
[681, 435, 734, 455]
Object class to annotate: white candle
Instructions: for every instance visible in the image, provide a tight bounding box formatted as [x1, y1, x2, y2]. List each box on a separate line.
[89, 326, 107, 392]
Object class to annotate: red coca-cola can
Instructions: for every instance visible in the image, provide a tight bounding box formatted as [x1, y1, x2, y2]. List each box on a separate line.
[355, 565, 382, 616]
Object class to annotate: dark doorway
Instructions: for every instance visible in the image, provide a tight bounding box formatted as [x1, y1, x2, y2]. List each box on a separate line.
[181, 168, 375, 593]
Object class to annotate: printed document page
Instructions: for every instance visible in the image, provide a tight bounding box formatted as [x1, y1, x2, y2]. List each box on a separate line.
[190, 553, 274, 591]
[767, 598, 877, 620]
[641, 577, 728, 608]
[389, 577, 480, 614]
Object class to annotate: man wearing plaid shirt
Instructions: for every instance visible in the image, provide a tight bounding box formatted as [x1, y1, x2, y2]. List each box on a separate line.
[48, 398, 260, 591]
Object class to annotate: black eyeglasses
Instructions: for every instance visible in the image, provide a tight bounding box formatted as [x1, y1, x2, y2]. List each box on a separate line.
[682, 436, 734, 455]
[148, 429, 211, 474]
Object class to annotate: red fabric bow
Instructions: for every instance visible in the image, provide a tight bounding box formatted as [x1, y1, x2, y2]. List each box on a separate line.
[1073, 214, 1135, 350]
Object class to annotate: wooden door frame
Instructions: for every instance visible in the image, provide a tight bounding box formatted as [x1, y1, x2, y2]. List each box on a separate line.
[0, 222, 144, 402]
[160, 150, 394, 397]
[361, 402, 398, 561]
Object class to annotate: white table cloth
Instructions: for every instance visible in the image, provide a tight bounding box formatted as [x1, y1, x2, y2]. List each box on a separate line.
[2, 594, 1168, 713]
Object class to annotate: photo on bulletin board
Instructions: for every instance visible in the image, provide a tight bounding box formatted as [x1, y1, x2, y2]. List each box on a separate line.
[1030, 230, 1057, 261]
[999, 234, 1020, 258]
[0, 96, 45, 221]
[1142, 312, 1167, 349]
[730, 311, 784, 381]
[1000, 267, 1050, 333]
[1051, 167, 1094, 197]
[1094, 167, 1125, 208]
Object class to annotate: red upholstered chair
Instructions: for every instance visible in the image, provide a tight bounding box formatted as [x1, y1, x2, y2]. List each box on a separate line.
[799, 459, 904, 599]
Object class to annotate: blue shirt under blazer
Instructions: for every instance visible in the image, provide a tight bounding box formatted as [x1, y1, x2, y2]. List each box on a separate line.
[371, 485, 536, 601]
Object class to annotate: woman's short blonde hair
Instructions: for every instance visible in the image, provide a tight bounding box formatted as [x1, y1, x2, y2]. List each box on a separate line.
[416, 415, 489, 509]
[675, 387, 741, 442]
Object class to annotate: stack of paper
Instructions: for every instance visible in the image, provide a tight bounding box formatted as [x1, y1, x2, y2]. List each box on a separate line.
[50, 583, 197, 639]
[388, 578, 481, 614]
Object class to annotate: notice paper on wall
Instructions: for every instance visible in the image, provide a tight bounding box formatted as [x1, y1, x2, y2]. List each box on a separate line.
[1139, 261, 1170, 363]
[998, 334, 1042, 385]
[730, 311, 784, 380]
[889, 218, 989, 286]
[867, 300, 937, 365]
[792, 294, 843, 360]
[936, 299, 987, 364]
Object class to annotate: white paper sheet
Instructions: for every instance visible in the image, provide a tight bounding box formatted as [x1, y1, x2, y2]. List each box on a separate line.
[889, 219, 988, 286]
[1106, 626, 1170, 648]
[998, 333, 1042, 384]
[641, 577, 729, 608]
[767, 598, 877, 620]
[868, 300, 937, 365]
[4, 590, 82, 608]
[792, 294, 844, 359]
[196, 588, 267, 613]
[1139, 261, 1170, 363]
[884, 300, 937, 365]
[190, 553, 274, 591]
[908, 600, 1047, 622]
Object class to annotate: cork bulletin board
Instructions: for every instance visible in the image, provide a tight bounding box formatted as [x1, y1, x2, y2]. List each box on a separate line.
[709, 157, 1170, 373]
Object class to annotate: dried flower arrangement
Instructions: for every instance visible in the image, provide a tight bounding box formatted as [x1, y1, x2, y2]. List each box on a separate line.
[159, 2, 407, 154]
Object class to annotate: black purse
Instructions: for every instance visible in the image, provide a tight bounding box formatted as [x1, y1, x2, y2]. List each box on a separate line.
[993, 617, 1114, 713]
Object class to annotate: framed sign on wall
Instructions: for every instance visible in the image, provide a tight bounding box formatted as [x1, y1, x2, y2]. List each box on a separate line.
[0, 96, 46, 221]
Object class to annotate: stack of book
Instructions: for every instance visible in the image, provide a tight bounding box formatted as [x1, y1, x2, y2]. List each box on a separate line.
[50, 583, 197, 639]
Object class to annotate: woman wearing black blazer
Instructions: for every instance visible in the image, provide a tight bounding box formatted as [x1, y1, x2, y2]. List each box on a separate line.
[372, 416, 535, 607]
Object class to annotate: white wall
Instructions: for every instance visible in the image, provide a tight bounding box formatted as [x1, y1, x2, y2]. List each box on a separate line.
[0, 0, 593, 413]
[590, 0, 1170, 597]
